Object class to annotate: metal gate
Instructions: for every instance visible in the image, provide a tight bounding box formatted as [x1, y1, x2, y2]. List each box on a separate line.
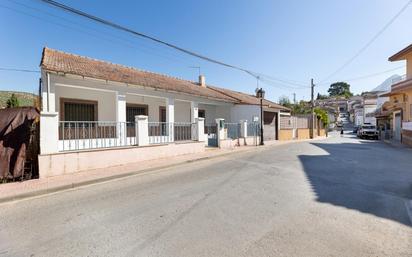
[247, 122, 261, 146]
[205, 123, 218, 147]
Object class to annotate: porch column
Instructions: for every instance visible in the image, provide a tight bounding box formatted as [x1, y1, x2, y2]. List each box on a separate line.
[240, 120, 248, 138]
[166, 98, 175, 142]
[190, 101, 199, 123]
[40, 72, 59, 154]
[116, 92, 126, 144]
[191, 102, 199, 140]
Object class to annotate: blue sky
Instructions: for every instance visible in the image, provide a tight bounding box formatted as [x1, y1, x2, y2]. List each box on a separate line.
[0, 0, 411, 102]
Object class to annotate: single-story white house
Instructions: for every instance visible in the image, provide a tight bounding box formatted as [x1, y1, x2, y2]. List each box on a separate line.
[38, 47, 289, 177]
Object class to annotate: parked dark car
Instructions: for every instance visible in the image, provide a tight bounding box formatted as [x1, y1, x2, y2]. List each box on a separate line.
[353, 126, 359, 134]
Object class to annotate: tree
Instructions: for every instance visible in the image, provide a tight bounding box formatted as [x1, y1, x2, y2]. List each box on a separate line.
[279, 96, 292, 108]
[314, 107, 329, 125]
[6, 94, 19, 108]
[291, 100, 312, 115]
[327, 82, 353, 98]
[316, 93, 328, 100]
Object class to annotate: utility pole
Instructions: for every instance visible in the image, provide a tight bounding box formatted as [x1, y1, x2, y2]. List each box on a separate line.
[293, 93, 296, 104]
[310, 79, 315, 139]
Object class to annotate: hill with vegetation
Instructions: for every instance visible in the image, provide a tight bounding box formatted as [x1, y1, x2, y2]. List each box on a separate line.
[0, 91, 38, 108]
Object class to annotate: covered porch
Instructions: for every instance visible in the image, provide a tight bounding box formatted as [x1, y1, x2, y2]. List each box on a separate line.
[40, 73, 234, 153]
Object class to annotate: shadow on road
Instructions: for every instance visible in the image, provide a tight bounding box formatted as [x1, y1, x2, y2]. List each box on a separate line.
[298, 139, 412, 227]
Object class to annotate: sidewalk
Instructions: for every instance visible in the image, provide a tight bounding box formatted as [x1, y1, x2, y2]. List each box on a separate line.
[0, 138, 324, 204]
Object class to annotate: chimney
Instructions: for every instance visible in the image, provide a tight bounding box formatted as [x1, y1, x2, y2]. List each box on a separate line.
[198, 75, 206, 87]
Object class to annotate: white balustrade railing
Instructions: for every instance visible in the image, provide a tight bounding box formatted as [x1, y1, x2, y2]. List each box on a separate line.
[58, 121, 197, 151]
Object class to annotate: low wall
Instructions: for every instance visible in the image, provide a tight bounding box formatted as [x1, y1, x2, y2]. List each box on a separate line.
[317, 129, 326, 137]
[297, 129, 310, 139]
[279, 129, 293, 141]
[402, 129, 412, 147]
[38, 142, 205, 178]
[219, 136, 260, 149]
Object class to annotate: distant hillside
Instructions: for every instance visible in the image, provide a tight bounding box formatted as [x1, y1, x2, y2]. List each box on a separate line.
[0, 91, 38, 108]
[371, 74, 402, 92]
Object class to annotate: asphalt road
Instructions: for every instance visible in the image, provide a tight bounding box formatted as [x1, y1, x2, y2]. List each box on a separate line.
[0, 133, 411, 257]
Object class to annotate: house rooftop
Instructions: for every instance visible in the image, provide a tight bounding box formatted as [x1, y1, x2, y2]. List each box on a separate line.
[40, 47, 288, 110]
[388, 43, 412, 61]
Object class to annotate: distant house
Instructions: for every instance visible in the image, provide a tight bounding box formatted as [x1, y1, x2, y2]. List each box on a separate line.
[38, 48, 289, 177]
[380, 43, 412, 146]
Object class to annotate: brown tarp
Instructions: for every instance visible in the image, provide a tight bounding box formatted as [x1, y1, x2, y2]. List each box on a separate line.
[0, 107, 39, 179]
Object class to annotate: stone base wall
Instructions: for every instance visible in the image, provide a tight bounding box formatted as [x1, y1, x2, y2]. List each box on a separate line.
[317, 129, 326, 137]
[297, 129, 310, 139]
[279, 129, 293, 141]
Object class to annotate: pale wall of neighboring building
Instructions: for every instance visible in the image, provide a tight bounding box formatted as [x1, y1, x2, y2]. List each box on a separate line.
[406, 52, 412, 79]
[363, 105, 377, 125]
[354, 108, 364, 126]
[376, 95, 389, 109]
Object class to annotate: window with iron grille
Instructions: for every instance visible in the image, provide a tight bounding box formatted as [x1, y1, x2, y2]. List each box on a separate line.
[126, 104, 148, 122]
[61, 98, 97, 121]
[198, 109, 205, 118]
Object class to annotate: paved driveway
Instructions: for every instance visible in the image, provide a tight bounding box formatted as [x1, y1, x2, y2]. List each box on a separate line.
[0, 134, 411, 257]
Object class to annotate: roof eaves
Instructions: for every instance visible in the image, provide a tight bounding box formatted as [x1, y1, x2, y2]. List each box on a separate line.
[388, 44, 412, 61]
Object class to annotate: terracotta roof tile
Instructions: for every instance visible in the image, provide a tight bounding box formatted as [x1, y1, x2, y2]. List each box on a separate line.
[208, 86, 290, 110]
[40, 47, 286, 109]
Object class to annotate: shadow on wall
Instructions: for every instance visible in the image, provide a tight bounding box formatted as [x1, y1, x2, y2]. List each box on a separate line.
[298, 140, 412, 227]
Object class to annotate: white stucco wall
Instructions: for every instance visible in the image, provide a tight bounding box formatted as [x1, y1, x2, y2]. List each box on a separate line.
[54, 84, 117, 121]
[45, 73, 236, 124]
[174, 100, 191, 122]
[126, 94, 165, 122]
[198, 104, 217, 124]
[216, 105, 231, 122]
[230, 105, 260, 123]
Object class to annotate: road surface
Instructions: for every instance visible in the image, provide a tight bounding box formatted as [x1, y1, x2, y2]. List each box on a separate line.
[0, 133, 411, 257]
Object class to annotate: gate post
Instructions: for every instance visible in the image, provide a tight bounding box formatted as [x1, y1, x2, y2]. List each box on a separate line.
[240, 120, 248, 138]
[40, 112, 59, 154]
[196, 117, 205, 142]
[135, 115, 149, 146]
[215, 118, 225, 148]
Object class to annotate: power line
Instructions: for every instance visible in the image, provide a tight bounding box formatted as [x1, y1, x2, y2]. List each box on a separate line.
[37, 0, 258, 77]
[36, 0, 303, 88]
[254, 72, 308, 88]
[318, 65, 406, 86]
[3, 0, 197, 68]
[0, 67, 40, 73]
[320, 0, 412, 83]
[258, 77, 309, 90]
[2, 2, 305, 92]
